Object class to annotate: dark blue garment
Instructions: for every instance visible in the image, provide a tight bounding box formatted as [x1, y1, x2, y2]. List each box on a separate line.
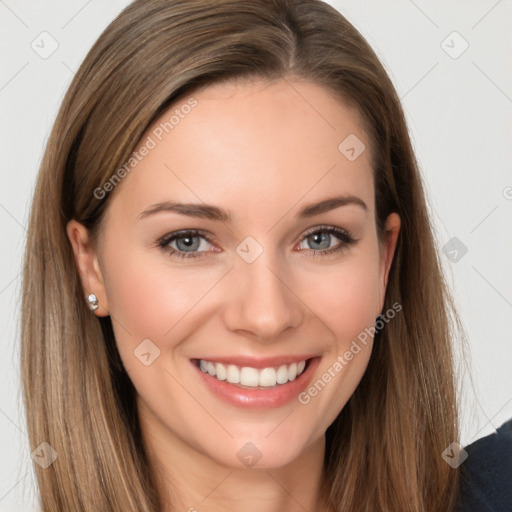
[456, 418, 512, 511]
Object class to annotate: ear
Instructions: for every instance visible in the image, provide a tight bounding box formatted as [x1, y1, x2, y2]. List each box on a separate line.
[66, 219, 110, 317]
[377, 212, 401, 312]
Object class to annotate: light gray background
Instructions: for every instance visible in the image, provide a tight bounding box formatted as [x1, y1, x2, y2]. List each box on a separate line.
[1, 1, 511, 510]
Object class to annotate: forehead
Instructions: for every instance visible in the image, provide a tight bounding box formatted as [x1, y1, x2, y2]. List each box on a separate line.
[105, 77, 374, 225]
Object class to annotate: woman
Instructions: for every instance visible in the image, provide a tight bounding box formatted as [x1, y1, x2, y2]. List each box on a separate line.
[20, 0, 511, 510]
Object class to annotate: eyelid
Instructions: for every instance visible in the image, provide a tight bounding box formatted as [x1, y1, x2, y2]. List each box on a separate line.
[157, 228, 214, 245]
[299, 224, 352, 240]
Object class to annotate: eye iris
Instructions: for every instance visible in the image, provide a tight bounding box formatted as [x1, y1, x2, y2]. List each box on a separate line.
[176, 235, 200, 252]
[308, 231, 330, 250]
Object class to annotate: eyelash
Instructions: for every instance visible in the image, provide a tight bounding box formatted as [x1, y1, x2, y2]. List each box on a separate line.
[156, 225, 356, 260]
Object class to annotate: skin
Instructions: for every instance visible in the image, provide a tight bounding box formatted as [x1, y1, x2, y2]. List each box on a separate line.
[67, 77, 400, 512]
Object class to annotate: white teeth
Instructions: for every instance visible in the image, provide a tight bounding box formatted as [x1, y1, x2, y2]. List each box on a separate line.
[215, 362, 227, 381]
[259, 367, 277, 387]
[198, 359, 308, 388]
[240, 367, 259, 387]
[288, 362, 298, 381]
[276, 364, 289, 384]
[226, 365, 240, 384]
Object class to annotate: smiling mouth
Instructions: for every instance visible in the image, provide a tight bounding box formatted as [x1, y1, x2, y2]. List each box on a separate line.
[193, 358, 311, 389]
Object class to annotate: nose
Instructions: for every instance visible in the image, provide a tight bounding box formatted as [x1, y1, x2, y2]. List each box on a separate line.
[222, 251, 304, 342]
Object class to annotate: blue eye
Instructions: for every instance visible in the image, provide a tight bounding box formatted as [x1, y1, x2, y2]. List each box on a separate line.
[297, 226, 355, 257]
[157, 226, 355, 260]
[157, 230, 215, 259]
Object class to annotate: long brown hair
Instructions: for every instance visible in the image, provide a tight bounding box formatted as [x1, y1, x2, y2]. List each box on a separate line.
[21, 0, 462, 510]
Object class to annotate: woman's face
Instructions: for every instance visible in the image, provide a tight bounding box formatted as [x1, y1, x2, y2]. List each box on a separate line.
[68, 77, 400, 470]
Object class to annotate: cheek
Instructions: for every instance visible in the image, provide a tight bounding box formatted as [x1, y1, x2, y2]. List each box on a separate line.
[297, 252, 382, 342]
[294, 256, 380, 425]
[103, 246, 221, 343]
[100, 248, 221, 410]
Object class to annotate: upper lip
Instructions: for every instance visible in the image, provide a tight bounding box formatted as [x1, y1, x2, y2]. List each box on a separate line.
[192, 355, 318, 369]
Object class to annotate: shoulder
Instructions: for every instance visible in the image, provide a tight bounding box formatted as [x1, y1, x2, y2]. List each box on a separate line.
[456, 417, 512, 512]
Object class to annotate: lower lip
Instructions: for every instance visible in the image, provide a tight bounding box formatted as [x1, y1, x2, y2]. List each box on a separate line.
[192, 357, 321, 409]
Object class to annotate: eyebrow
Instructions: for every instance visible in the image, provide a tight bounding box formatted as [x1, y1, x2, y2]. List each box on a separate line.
[137, 195, 367, 222]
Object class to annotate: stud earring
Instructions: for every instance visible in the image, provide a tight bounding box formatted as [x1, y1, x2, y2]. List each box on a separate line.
[87, 293, 99, 311]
